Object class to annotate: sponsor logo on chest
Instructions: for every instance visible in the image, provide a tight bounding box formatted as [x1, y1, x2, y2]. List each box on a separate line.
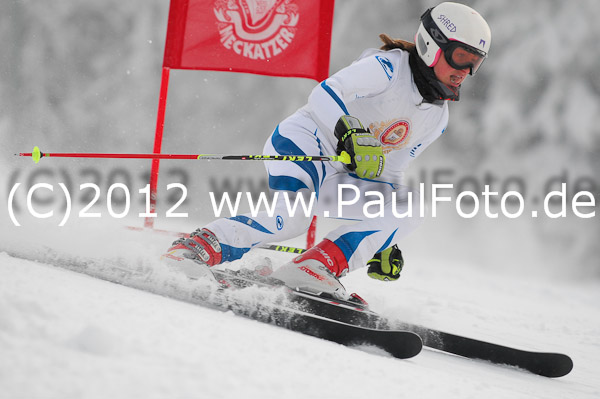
[369, 119, 412, 154]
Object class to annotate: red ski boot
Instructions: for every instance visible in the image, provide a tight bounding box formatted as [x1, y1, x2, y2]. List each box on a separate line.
[162, 229, 223, 279]
[270, 239, 350, 299]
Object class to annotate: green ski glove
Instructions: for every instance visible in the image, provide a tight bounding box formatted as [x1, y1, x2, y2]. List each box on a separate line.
[367, 245, 404, 282]
[334, 115, 385, 179]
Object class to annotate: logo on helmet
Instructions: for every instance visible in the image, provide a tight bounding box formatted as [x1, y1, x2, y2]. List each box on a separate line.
[214, 0, 299, 60]
[437, 14, 457, 33]
[429, 27, 447, 44]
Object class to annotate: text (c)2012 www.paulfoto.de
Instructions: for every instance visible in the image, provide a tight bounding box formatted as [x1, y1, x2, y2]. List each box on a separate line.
[209, 183, 597, 220]
[6, 181, 597, 226]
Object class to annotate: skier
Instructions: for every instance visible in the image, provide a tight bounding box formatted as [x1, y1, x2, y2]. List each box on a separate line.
[163, 2, 492, 298]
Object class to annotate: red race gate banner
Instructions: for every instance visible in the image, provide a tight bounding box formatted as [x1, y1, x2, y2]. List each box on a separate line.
[163, 0, 335, 81]
[147, 0, 335, 246]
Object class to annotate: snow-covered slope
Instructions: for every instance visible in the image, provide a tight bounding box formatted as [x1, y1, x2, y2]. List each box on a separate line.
[1, 244, 598, 399]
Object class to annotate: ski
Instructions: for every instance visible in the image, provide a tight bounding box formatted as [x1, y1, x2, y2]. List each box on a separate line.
[396, 323, 573, 378]
[210, 267, 423, 359]
[282, 310, 423, 359]
[212, 268, 572, 377]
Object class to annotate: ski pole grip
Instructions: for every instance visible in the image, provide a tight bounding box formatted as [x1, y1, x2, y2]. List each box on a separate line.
[337, 151, 351, 164]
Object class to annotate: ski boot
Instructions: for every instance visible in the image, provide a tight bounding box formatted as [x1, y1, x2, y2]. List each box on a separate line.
[161, 228, 222, 280]
[270, 239, 350, 300]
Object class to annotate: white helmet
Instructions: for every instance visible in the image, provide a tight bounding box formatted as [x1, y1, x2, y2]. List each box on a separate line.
[415, 2, 491, 75]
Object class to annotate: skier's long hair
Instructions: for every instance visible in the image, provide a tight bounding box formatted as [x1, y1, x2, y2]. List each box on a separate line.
[379, 34, 415, 52]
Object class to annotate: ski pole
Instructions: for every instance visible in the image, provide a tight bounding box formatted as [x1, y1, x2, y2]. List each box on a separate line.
[18, 146, 351, 165]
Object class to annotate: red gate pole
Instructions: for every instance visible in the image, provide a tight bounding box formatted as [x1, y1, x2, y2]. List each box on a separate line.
[306, 216, 317, 249]
[145, 66, 171, 228]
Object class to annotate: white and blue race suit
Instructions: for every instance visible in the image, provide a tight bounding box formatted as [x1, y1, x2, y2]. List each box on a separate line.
[205, 48, 449, 271]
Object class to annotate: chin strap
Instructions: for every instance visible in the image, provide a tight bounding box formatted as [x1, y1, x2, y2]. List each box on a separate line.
[408, 49, 460, 103]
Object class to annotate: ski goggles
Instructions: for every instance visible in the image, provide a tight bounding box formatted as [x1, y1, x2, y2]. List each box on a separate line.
[443, 42, 487, 75]
[420, 7, 488, 75]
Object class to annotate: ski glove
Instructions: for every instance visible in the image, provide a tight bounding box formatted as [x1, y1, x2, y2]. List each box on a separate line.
[334, 115, 385, 179]
[367, 245, 404, 282]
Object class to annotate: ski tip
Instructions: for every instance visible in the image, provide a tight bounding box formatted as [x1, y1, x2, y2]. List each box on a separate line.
[400, 332, 424, 359]
[540, 353, 574, 378]
[507, 352, 573, 378]
[361, 329, 423, 360]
